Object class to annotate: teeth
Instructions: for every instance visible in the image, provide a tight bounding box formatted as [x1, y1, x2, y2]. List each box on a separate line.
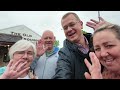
[105, 59, 113, 62]
[67, 31, 76, 36]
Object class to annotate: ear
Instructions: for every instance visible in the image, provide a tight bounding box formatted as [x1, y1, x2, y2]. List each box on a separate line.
[80, 21, 83, 25]
[80, 21, 83, 29]
[54, 36, 56, 41]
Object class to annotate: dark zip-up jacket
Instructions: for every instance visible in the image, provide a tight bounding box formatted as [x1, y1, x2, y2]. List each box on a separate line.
[52, 33, 92, 79]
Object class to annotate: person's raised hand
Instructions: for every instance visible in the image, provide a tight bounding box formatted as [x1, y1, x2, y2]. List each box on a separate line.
[36, 39, 48, 57]
[0, 59, 30, 79]
[86, 17, 111, 31]
[84, 52, 103, 79]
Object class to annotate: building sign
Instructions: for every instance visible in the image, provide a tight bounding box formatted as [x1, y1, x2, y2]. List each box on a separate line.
[11, 32, 38, 42]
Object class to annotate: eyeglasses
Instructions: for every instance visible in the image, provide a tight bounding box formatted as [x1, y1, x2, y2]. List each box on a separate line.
[15, 51, 34, 57]
[62, 21, 79, 31]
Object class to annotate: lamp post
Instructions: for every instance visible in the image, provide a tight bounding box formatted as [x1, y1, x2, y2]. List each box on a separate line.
[98, 11, 100, 22]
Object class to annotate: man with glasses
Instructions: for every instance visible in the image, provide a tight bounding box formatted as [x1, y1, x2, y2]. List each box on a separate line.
[52, 12, 93, 79]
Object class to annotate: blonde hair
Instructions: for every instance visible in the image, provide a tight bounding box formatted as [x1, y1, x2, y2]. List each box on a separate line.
[93, 24, 120, 40]
[9, 40, 36, 59]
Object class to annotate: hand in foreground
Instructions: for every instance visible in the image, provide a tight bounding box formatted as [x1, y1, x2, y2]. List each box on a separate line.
[0, 59, 29, 79]
[36, 39, 48, 57]
[84, 52, 103, 79]
[86, 17, 111, 31]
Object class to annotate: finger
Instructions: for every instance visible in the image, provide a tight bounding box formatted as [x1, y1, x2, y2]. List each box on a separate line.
[92, 53, 101, 68]
[13, 67, 30, 79]
[86, 24, 95, 30]
[84, 58, 92, 71]
[16, 61, 28, 72]
[38, 39, 44, 44]
[37, 39, 42, 47]
[86, 22, 96, 30]
[86, 22, 96, 26]
[37, 41, 44, 48]
[99, 17, 105, 21]
[84, 72, 91, 79]
[89, 52, 95, 63]
[7, 59, 14, 68]
[38, 39, 42, 43]
[11, 59, 24, 70]
[90, 19, 99, 24]
[90, 52, 100, 65]
[89, 52, 97, 65]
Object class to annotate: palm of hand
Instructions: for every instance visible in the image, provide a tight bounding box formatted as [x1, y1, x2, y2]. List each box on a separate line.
[86, 17, 111, 31]
[36, 39, 48, 57]
[0, 60, 29, 79]
[84, 52, 103, 79]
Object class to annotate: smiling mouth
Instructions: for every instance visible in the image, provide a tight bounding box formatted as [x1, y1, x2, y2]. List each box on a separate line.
[46, 43, 51, 44]
[105, 58, 114, 64]
[45, 42, 52, 44]
[67, 30, 76, 36]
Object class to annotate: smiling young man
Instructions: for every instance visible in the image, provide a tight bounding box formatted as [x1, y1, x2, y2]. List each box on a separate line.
[52, 12, 93, 79]
[30, 30, 59, 79]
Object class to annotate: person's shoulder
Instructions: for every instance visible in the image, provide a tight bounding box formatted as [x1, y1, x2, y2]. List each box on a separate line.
[54, 46, 59, 52]
[84, 33, 92, 38]
[59, 46, 73, 59]
[0, 66, 6, 76]
[84, 33, 93, 46]
[0, 66, 6, 70]
[59, 46, 69, 53]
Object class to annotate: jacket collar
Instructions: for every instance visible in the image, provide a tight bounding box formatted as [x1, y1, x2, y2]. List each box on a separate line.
[46, 47, 59, 57]
[63, 33, 92, 53]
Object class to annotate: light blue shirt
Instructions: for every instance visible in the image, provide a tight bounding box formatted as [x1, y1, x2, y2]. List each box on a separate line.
[0, 66, 6, 76]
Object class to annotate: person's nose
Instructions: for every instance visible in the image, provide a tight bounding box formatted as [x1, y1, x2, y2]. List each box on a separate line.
[47, 38, 50, 41]
[22, 53, 28, 59]
[67, 26, 72, 31]
[46, 38, 51, 42]
[100, 48, 109, 57]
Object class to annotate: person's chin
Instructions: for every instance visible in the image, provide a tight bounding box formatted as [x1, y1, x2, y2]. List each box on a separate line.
[48, 47, 52, 50]
[69, 37, 76, 42]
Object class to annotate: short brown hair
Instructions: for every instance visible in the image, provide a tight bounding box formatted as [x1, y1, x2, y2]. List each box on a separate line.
[62, 12, 81, 21]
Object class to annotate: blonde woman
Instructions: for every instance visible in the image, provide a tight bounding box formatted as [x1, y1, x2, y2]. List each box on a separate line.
[85, 17, 120, 79]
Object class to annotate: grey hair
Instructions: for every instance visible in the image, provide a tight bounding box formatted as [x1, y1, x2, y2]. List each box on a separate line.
[9, 40, 36, 59]
[93, 24, 120, 40]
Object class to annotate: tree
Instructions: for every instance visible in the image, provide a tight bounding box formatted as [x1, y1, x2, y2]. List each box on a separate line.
[54, 40, 59, 47]
[82, 30, 87, 34]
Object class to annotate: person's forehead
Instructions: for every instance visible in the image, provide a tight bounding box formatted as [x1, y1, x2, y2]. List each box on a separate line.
[22, 47, 33, 51]
[62, 14, 77, 21]
[42, 32, 54, 37]
[61, 15, 78, 26]
[93, 31, 118, 44]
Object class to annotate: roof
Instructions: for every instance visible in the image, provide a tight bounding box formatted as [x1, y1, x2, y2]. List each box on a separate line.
[0, 33, 22, 45]
[0, 25, 41, 38]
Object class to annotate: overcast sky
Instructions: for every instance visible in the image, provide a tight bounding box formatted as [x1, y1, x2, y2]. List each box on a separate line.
[0, 11, 120, 48]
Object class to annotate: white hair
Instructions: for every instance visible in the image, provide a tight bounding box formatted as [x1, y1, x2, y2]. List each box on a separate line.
[9, 40, 36, 59]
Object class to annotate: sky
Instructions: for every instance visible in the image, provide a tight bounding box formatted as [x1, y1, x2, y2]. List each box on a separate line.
[0, 11, 120, 48]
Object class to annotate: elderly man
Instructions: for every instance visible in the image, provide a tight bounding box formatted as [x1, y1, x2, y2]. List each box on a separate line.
[30, 30, 59, 79]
